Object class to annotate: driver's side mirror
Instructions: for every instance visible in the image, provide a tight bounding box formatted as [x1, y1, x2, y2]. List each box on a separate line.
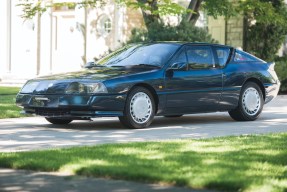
[84, 61, 95, 69]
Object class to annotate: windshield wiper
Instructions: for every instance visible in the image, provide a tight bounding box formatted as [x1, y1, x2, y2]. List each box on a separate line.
[109, 65, 125, 68]
[107, 64, 161, 68]
[134, 64, 161, 68]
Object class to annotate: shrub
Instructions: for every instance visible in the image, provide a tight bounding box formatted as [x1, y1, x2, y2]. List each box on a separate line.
[275, 56, 287, 94]
[128, 20, 216, 43]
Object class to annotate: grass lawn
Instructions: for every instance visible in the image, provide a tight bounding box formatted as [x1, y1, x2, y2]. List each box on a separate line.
[0, 133, 286, 192]
[0, 87, 25, 119]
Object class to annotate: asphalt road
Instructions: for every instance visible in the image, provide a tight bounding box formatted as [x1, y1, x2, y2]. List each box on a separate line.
[0, 96, 286, 152]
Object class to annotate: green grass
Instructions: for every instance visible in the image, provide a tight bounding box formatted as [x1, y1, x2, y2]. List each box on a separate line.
[0, 87, 24, 118]
[0, 133, 286, 192]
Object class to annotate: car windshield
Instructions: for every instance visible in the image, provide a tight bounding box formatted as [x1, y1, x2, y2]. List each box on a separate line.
[96, 43, 180, 67]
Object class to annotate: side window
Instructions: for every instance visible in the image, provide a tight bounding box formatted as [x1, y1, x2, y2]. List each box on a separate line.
[169, 50, 187, 70]
[186, 46, 214, 70]
[215, 47, 231, 67]
[234, 50, 258, 62]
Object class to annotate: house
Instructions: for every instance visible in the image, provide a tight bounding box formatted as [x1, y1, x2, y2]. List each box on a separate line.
[0, 0, 145, 83]
[208, 16, 245, 49]
[1, 0, 284, 84]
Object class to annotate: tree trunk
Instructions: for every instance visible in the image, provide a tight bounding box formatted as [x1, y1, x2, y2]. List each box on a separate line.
[137, 0, 160, 29]
[186, 0, 203, 25]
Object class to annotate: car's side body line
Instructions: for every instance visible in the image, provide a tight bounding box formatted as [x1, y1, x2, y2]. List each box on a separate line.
[157, 87, 224, 95]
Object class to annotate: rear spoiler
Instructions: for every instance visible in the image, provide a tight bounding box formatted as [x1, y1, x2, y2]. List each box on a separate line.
[267, 62, 275, 71]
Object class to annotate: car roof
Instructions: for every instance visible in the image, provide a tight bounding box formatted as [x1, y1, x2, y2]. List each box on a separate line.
[139, 41, 233, 48]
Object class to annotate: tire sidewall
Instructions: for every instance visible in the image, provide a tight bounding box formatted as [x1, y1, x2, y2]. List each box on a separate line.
[239, 82, 264, 120]
[124, 87, 155, 129]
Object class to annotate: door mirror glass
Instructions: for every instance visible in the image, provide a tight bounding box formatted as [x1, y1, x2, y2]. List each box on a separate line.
[170, 62, 186, 70]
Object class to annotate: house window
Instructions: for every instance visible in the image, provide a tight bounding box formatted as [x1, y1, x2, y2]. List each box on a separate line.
[97, 15, 112, 36]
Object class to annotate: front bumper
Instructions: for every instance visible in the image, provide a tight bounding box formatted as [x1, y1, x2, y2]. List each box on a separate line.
[16, 94, 126, 118]
[264, 80, 281, 104]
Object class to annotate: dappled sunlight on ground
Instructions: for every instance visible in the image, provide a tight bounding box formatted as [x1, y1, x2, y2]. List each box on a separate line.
[0, 96, 286, 152]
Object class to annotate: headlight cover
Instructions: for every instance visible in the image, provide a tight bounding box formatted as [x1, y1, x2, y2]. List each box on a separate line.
[20, 81, 39, 93]
[65, 82, 108, 94]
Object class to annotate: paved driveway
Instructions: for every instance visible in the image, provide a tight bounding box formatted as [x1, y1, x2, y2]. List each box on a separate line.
[0, 96, 286, 152]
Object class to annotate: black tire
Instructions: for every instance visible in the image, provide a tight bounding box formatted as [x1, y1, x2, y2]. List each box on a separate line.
[119, 87, 155, 129]
[164, 115, 183, 118]
[45, 117, 73, 124]
[229, 82, 264, 121]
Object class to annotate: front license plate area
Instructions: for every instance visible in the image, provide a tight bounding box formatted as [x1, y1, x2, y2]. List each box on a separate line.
[30, 96, 59, 107]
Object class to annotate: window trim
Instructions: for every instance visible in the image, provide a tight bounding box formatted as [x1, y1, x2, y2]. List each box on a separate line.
[212, 46, 233, 68]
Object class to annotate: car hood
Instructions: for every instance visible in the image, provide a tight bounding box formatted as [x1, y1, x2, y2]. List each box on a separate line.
[22, 67, 158, 94]
[36, 67, 149, 81]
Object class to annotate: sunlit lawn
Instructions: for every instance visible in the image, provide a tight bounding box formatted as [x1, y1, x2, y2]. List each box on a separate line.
[0, 133, 286, 192]
[0, 87, 25, 118]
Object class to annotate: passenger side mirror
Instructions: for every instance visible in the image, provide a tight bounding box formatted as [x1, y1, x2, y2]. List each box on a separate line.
[84, 61, 95, 69]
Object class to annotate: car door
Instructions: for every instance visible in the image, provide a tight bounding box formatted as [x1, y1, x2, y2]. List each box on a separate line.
[164, 45, 223, 114]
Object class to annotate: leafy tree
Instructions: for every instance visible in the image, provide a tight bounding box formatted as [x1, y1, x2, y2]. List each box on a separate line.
[17, 0, 187, 20]
[242, 0, 287, 61]
[18, 0, 287, 62]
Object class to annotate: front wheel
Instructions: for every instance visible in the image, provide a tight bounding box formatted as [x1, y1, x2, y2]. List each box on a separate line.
[229, 82, 264, 121]
[119, 87, 155, 129]
[45, 117, 73, 124]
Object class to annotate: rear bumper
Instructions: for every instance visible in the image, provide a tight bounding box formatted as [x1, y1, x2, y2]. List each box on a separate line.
[264, 80, 280, 104]
[16, 93, 126, 118]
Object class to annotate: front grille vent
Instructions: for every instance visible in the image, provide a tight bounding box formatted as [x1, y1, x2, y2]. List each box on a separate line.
[35, 109, 70, 117]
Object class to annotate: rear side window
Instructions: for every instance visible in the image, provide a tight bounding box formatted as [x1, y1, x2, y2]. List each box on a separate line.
[215, 47, 230, 67]
[186, 46, 215, 70]
[234, 50, 260, 62]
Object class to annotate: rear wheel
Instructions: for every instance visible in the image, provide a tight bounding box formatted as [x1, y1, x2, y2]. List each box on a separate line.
[119, 87, 155, 129]
[229, 82, 264, 121]
[45, 117, 73, 124]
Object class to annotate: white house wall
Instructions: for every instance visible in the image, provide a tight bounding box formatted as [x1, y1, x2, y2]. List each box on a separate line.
[0, 0, 9, 80]
[0, 1, 142, 82]
[11, 0, 37, 78]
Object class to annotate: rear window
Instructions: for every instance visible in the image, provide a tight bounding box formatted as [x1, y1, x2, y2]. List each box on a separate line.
[233, 50, 263, 62]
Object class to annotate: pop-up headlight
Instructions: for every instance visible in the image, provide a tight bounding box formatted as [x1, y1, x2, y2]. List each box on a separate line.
[65, 82, 107, 94]
[20, 81, 39, 93]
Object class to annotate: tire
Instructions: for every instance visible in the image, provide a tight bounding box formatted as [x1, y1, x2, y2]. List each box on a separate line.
[164, 115, 183, 118]
[229, 82, 264, 121]
[119, 87, 155, 129]
[45, 117, 73, 124]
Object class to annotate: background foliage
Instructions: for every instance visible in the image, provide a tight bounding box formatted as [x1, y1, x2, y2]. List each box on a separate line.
[128, 19, 215, 43]
[244, 0, 287, 62]
[275, 56, 287, 93]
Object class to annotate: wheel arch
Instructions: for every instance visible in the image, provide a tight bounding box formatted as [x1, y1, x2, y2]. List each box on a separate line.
[129, 83, 159, 113]
[243, 78, 266, 101]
